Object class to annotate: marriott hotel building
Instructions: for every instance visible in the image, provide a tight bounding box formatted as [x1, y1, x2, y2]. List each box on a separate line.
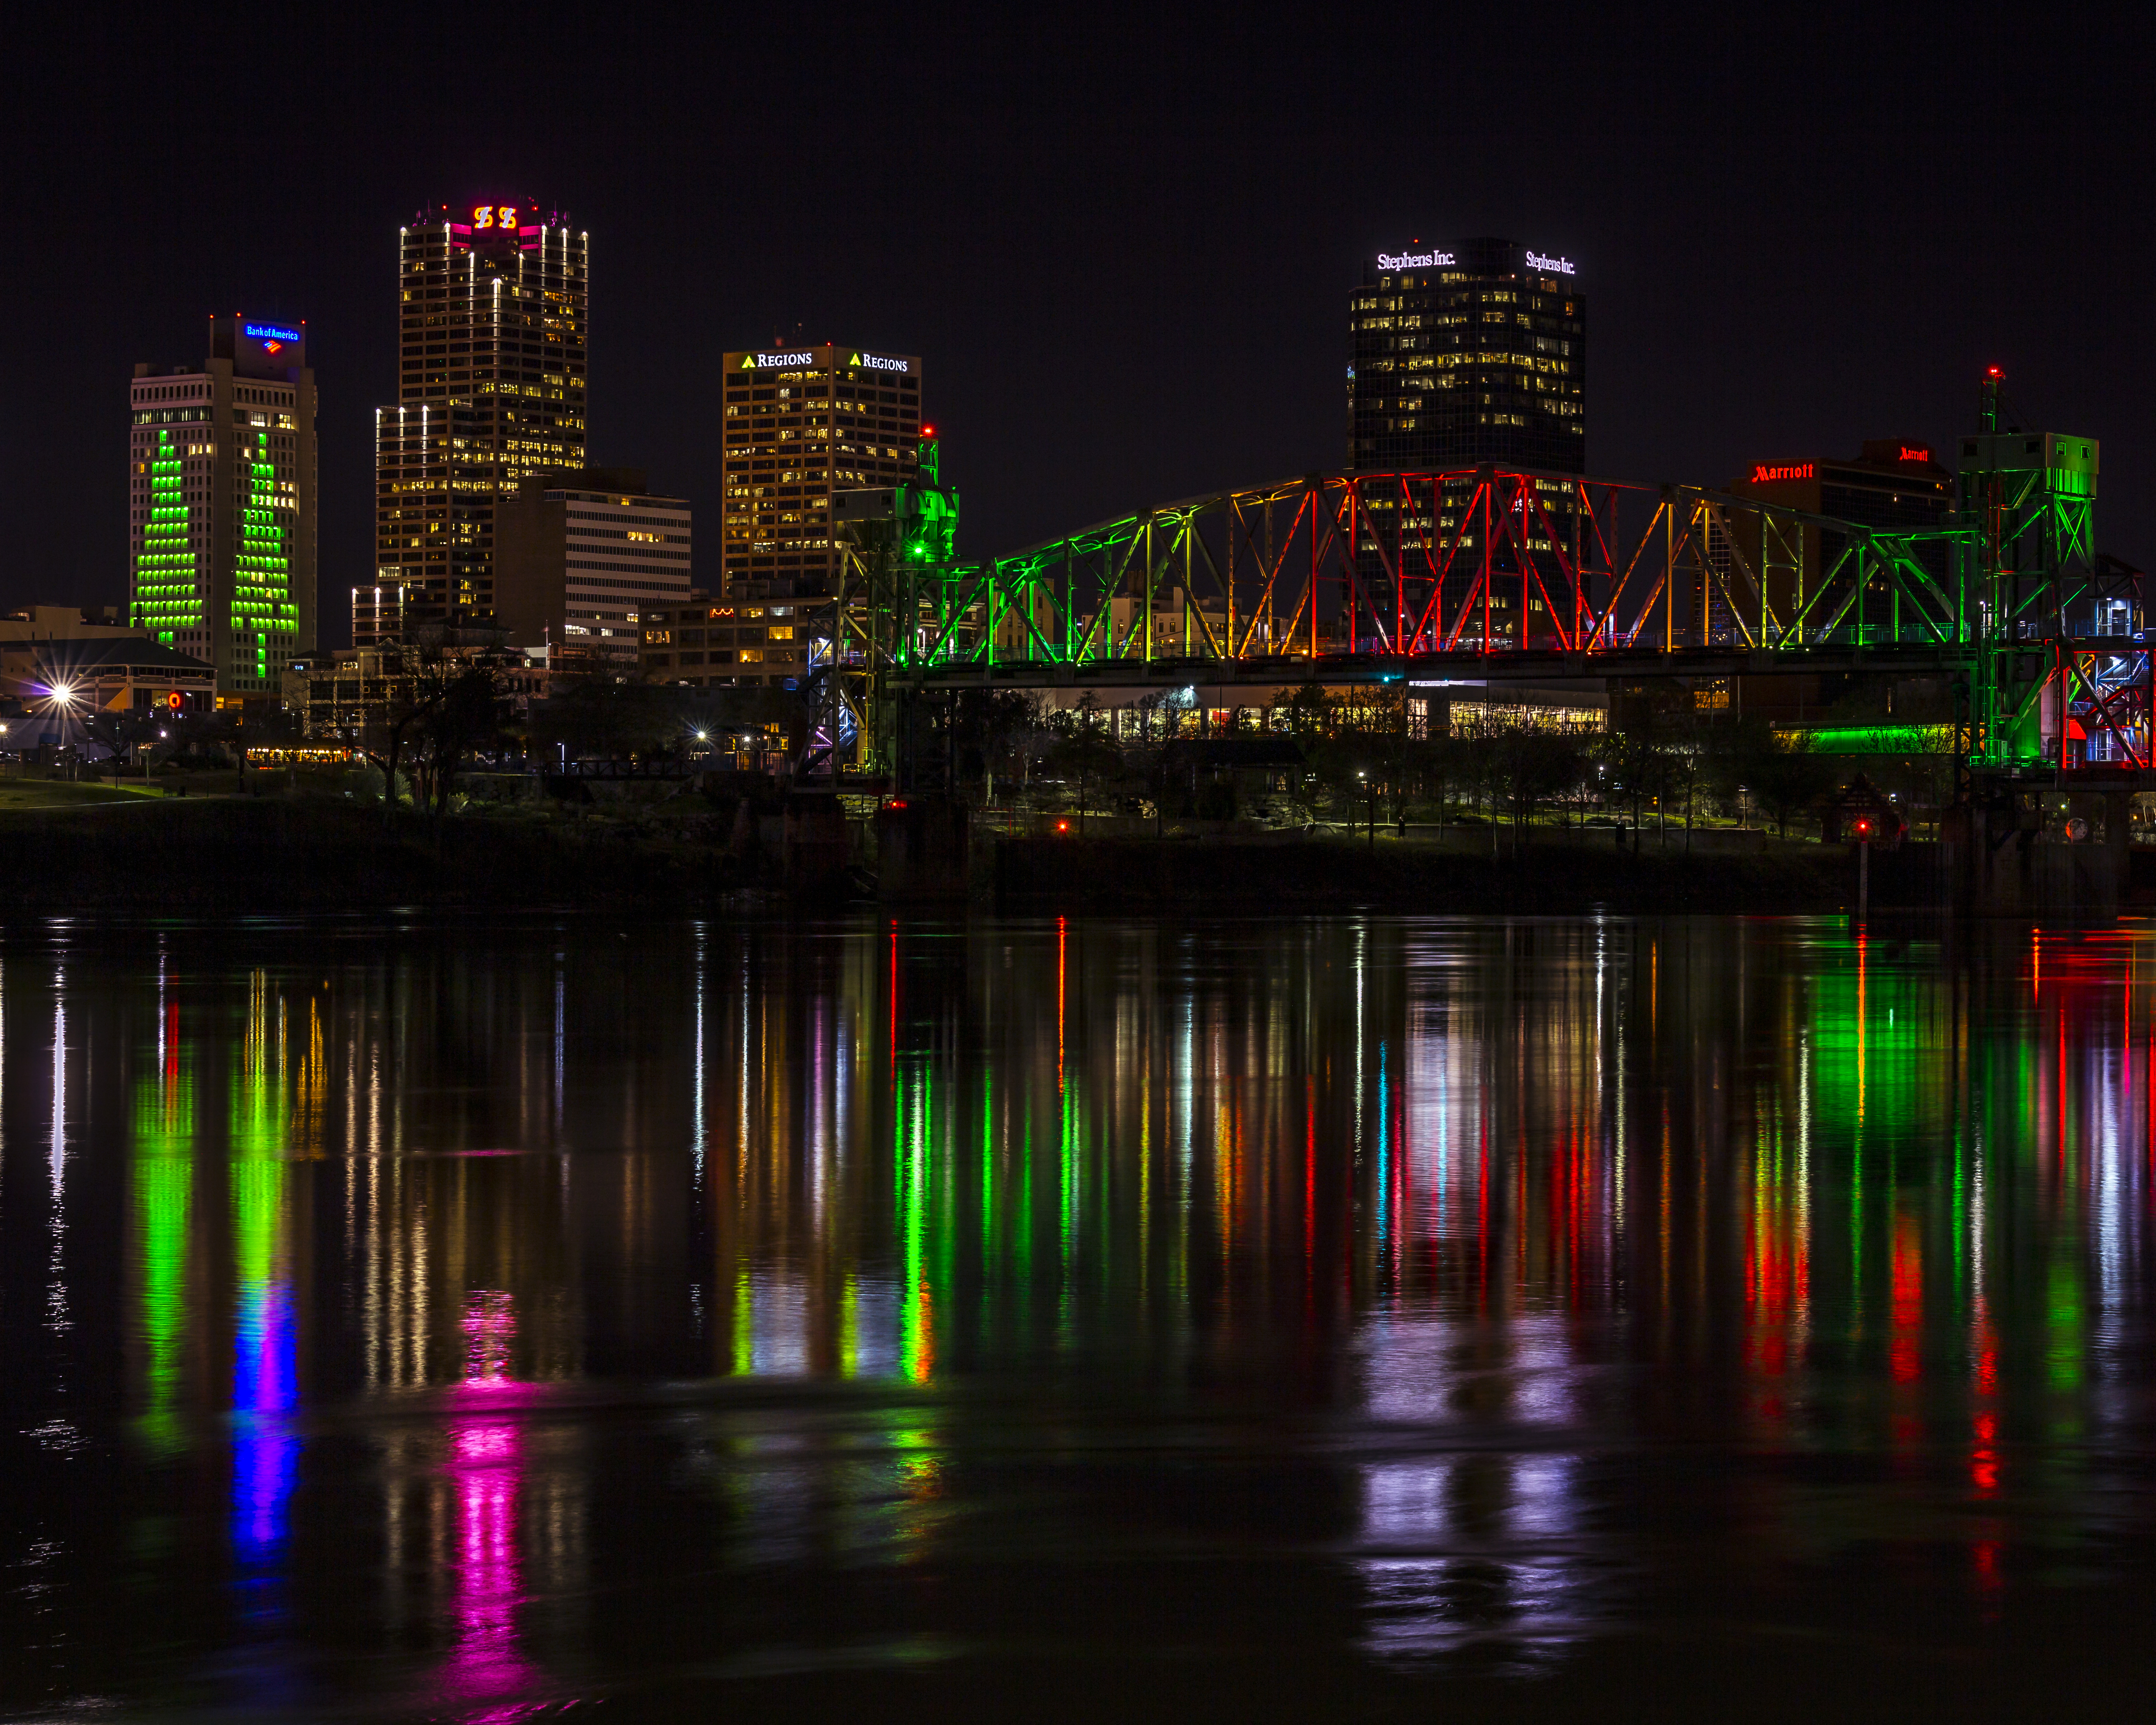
[719, 345, 920, 595]
[1349, 238, 1585, 473]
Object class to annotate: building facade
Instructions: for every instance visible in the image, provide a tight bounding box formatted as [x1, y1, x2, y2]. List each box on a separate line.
[640, 591, 820, 688]
[1729, 439, 1955, 534]
[1727, 440, 1956, 641]
[370, 201, 589, 638]
[493, 469, 692, 669]
[282, 643, 553, 740]
[129, 315, 316, 695]
[1349, 239, 1584, 473]
[720, 345, 921, 596]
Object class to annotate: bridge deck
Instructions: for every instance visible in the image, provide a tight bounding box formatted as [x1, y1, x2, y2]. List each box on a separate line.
[910, 643, 1980, 691]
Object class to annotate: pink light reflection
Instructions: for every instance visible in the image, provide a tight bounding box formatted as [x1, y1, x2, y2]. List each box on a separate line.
[433, 1289, 541, 1719]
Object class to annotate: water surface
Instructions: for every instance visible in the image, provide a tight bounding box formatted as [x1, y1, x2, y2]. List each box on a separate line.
[3, 913, 2154, 1721]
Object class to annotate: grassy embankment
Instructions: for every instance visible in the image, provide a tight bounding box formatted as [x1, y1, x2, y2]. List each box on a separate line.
[0, 788, 1852, 915]
[0, 793, 747, 912]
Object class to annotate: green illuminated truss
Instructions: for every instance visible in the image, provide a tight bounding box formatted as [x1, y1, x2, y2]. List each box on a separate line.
[821, 411, 2136, 776]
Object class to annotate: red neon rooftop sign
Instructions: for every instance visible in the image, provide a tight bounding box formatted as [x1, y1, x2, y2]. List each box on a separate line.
[1750, 462, 1814, 484]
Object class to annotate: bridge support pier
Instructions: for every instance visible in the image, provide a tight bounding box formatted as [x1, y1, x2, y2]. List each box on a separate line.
[875, 794, 971, 902]
[1942, 788, 2131, 916]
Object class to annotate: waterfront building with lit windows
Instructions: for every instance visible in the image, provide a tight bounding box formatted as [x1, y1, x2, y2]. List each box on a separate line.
[494, 468, 692, 669]
[719, 345, 920, 597]
[640, 590, 823, 688]
[367, 201, 588, 641]
[1349, 238, 1584, 473]
[128, 315, 316, 695]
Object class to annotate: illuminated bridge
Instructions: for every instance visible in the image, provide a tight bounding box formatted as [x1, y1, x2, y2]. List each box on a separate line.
[826, 445, 2147, 778]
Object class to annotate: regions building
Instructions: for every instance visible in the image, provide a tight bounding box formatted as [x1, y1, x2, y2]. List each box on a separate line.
[1349, 238, 1585, 473]
[494, 469, 692, 669]
[719, 345, 921, 596]
[370, 201, 589, 638]
[128, 315, 316, 696]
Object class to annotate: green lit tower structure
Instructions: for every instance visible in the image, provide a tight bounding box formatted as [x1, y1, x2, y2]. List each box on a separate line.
[128, 316, 316, 696]
[823, 427, 963, 780]
[1958, 368, 2102, 765]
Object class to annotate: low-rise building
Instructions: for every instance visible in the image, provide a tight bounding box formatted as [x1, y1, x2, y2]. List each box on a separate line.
[282, 644, 554, 740]
[0, 605, 216, 745]
[641, 589, 823, 687]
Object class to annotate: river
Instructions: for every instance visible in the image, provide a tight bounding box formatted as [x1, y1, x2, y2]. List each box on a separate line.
[2, 914, 2152, 1721]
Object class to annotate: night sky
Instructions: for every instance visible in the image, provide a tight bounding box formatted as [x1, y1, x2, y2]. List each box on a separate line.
[9, 4, 2153, 644]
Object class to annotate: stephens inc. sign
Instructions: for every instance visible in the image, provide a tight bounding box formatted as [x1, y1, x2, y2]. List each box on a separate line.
[1377, 249, 1454, 270]
[1525, 251, 1577, 275]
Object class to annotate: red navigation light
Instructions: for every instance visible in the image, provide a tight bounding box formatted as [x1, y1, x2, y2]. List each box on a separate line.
[1987, 366, 2003, 378]
[1855, 817, 1873, 836]
[920, 424, 936, 437]
[1056, 819, 1071, 834]
[889, 799, 908, 810]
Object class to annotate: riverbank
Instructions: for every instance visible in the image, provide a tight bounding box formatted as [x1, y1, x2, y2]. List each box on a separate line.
[0, 796, 1861, 914]
[0, 797, 750, 911]
[994, 833, 1851, 912]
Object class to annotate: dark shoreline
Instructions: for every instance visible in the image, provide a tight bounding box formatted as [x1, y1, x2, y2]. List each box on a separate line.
[0, 798, 1862, 916]
[993, 834, 1851, 914]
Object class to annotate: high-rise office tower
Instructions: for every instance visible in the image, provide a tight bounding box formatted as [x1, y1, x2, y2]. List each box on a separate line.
[369, 201, 588, 637]
[128, 316, 316, 694]
[718, 345, 920, 595]
[1349, 238, 1584, 473]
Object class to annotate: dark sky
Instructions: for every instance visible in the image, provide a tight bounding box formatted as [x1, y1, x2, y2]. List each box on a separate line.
[8, 2, 2153, 642]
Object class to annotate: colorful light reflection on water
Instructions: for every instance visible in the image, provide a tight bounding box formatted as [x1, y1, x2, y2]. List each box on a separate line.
[0, 916, 2154, 1720]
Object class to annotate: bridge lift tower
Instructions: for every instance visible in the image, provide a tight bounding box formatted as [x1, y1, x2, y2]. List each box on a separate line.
[1959, 368, 2142, 770]
[812, 427, 963, 785]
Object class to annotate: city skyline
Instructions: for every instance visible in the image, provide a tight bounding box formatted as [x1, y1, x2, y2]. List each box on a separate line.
[13, 9, 2156, 645]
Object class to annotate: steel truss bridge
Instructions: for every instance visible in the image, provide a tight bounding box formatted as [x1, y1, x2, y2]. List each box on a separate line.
[819, 456, 2148, 777]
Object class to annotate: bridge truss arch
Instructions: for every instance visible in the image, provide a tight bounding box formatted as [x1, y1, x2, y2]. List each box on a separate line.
[821, 461, 2147, 778]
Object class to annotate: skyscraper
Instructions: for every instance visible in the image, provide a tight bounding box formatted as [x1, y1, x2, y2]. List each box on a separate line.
[370, 201, 589, 637]
[128, 316, 316, 695]
[719, 345, 921, 596]
[1348, 238, 1585, 473]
